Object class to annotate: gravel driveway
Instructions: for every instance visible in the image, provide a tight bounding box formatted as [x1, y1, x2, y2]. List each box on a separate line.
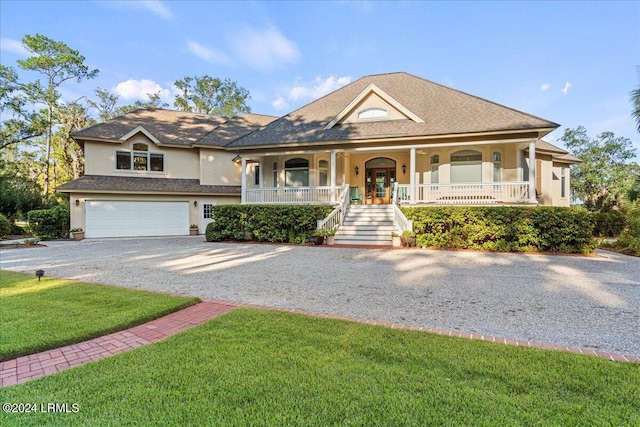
[1, 237, 639, 356]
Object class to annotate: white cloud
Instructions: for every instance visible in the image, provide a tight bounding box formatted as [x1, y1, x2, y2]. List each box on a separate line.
[540, 83, 550, 91]
[230, 25, 299, 71]
[562, 81, 572, 95]
[114, 79, 172, 101]
[102, 1, 173, 21]
[271, 96, 289, 111]
[288, 76, 352, 101]
[138, 0, 173, 21]
[186, 40, 231, 65]
[0, 37, 30, 56]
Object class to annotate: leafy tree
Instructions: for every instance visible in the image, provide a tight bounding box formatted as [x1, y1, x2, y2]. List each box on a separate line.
[560, 126, 639, 211]
[0, 146, 43, 220]
[632, 66, 640, 134]
[0, 65, 45, 149]
[133, 91, 168, 109]
[174, 75, 250, 117]
[52, 101, 94, 182]
[17, 34, 98, 196]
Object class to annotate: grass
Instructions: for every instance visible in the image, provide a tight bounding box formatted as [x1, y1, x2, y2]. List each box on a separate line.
[0, 270, 199, 361]
[1, 308, 638, 426]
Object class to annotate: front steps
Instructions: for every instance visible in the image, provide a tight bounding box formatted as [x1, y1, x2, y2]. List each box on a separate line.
[334, 204, 398, 246]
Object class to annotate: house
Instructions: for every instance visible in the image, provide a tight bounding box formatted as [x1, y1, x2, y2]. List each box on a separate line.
[57, 72, 580, 239]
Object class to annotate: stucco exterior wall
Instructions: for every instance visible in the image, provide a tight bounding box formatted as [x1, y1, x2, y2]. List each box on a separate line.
[200, 149, 241, 186]
[84, 135, 199, 179]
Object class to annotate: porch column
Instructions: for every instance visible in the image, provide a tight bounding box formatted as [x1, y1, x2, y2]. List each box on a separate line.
[528, 140, 536, 203]
[410, 147, 416, 204]
[258, 160, 263, 188]
[330, 150, 336, 202]
[241, 156, 247, 204]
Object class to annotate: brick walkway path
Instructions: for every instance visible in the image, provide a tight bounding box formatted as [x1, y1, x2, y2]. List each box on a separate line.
[0, 301, 236, 387]
[1, 298, 637, 388]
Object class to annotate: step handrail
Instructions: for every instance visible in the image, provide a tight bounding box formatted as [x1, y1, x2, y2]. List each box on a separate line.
[316, 184, 350, 231]
[392, 182, 413, 233]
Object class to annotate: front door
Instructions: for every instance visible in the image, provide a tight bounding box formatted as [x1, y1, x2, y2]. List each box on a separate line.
[365, 158, 396, 204]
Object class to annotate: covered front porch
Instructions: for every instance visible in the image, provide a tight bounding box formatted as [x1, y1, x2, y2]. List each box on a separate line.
[239, 140, 540, 206]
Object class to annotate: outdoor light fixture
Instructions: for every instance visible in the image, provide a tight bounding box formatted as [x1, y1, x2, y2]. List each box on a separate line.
[194, 201, 198, 207]
[402, 164, 406, 175]
[75, 199, 79, 206]
[355, 166, 359, 176]
[35, 270, 44, 281]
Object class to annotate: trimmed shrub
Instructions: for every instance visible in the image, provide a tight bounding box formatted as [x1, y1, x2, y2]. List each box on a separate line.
[616, 203, 640, 256]
[591, 211, 627, 237]
[402, 206, 594, 254]
[0, 213, 10, 239]
[27, 205, 69, 240]
[206, 205, 334, 244]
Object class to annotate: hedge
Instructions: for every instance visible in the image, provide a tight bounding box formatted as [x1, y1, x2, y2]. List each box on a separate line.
[206, 205, 334, 244]
[402, 206, 595, 254]
[591, 211, 627, 237]
[27, 205, 69, 240]
[0, 213, 10, 239]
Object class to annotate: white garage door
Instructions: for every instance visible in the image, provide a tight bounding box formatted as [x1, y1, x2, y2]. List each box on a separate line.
[85, 201, 189, 238]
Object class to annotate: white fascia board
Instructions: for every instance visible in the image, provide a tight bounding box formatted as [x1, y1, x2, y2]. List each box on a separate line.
[324, 83, 424, 130]
[119, 126, 162, 145]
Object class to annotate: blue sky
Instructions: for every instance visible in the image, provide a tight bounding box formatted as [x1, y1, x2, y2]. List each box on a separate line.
[1, 1, 639, 156]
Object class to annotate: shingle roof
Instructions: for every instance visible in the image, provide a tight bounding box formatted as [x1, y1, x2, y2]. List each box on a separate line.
[229, 72, 560, 148]
[56, 175, 240, 195]
[72, 109, 276, 147]
[196, 113, 277, 147]
[535, 140, 582, 163]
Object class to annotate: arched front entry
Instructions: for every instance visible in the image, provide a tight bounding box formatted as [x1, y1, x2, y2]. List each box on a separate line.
[365, 157, 396, 204]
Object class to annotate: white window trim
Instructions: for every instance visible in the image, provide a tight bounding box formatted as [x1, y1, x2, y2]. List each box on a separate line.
[284, 157, 310, 187]
[492, 150, 502, 183]
[113, 147, 166, 174]
[561, 167, 568, 199]
[357, 108, 388, 119]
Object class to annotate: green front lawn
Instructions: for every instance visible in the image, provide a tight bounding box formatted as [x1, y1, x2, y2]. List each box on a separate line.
[0, 270, 198, 361]
[1, 309, 638, 426]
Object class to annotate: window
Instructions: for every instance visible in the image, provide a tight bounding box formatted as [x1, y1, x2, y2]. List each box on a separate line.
[115, 144, 164, 172]
[358, 108, 387, 119]
[272, 161, 278, 187]
[430, 154, 440, 184]
[116, 151, 131, 170]
[318, 159, 328, 186]
[561, 167, 567, 198]
[492, 151, 502, 182]
[203, 203, 213, 220]
[450, 150, 482, 183]
[254, 165, 260, 186]
[284, 158, 309, 187]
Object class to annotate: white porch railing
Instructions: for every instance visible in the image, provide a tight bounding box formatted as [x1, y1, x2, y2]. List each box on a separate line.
[245, 186, 345, 205]
[392, 183, 413, 233]
[397, 182, 531, 205]
[317, 184, 350, 231]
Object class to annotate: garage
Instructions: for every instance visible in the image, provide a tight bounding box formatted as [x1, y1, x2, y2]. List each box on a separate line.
[85, 201, 190, 238]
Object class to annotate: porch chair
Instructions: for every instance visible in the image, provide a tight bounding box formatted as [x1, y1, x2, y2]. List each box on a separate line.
[349, 186, 362, 204]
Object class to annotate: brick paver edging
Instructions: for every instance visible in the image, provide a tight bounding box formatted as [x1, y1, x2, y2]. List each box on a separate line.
[2, 298, 637, 388]
[0, 301, 235, 388]
[201, 298, 640, 364]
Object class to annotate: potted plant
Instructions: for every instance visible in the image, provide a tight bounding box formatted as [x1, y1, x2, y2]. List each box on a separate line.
[69, 228, 84, 241]
[189, 224, 199, 236]
[310, 229, 325, 245]
[325, 228, 337, 246]
[401, 231, 416, 247]
[392, 232, 401, 247]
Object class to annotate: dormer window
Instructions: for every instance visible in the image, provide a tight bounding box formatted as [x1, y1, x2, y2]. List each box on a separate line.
[358, 108, 387, 119]
[116, 143, 164, 172]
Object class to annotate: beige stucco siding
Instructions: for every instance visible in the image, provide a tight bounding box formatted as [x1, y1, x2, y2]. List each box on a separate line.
[200, 149, 241, 186]
[68, 192, 240, 233]
[84, 136, 199, 179]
